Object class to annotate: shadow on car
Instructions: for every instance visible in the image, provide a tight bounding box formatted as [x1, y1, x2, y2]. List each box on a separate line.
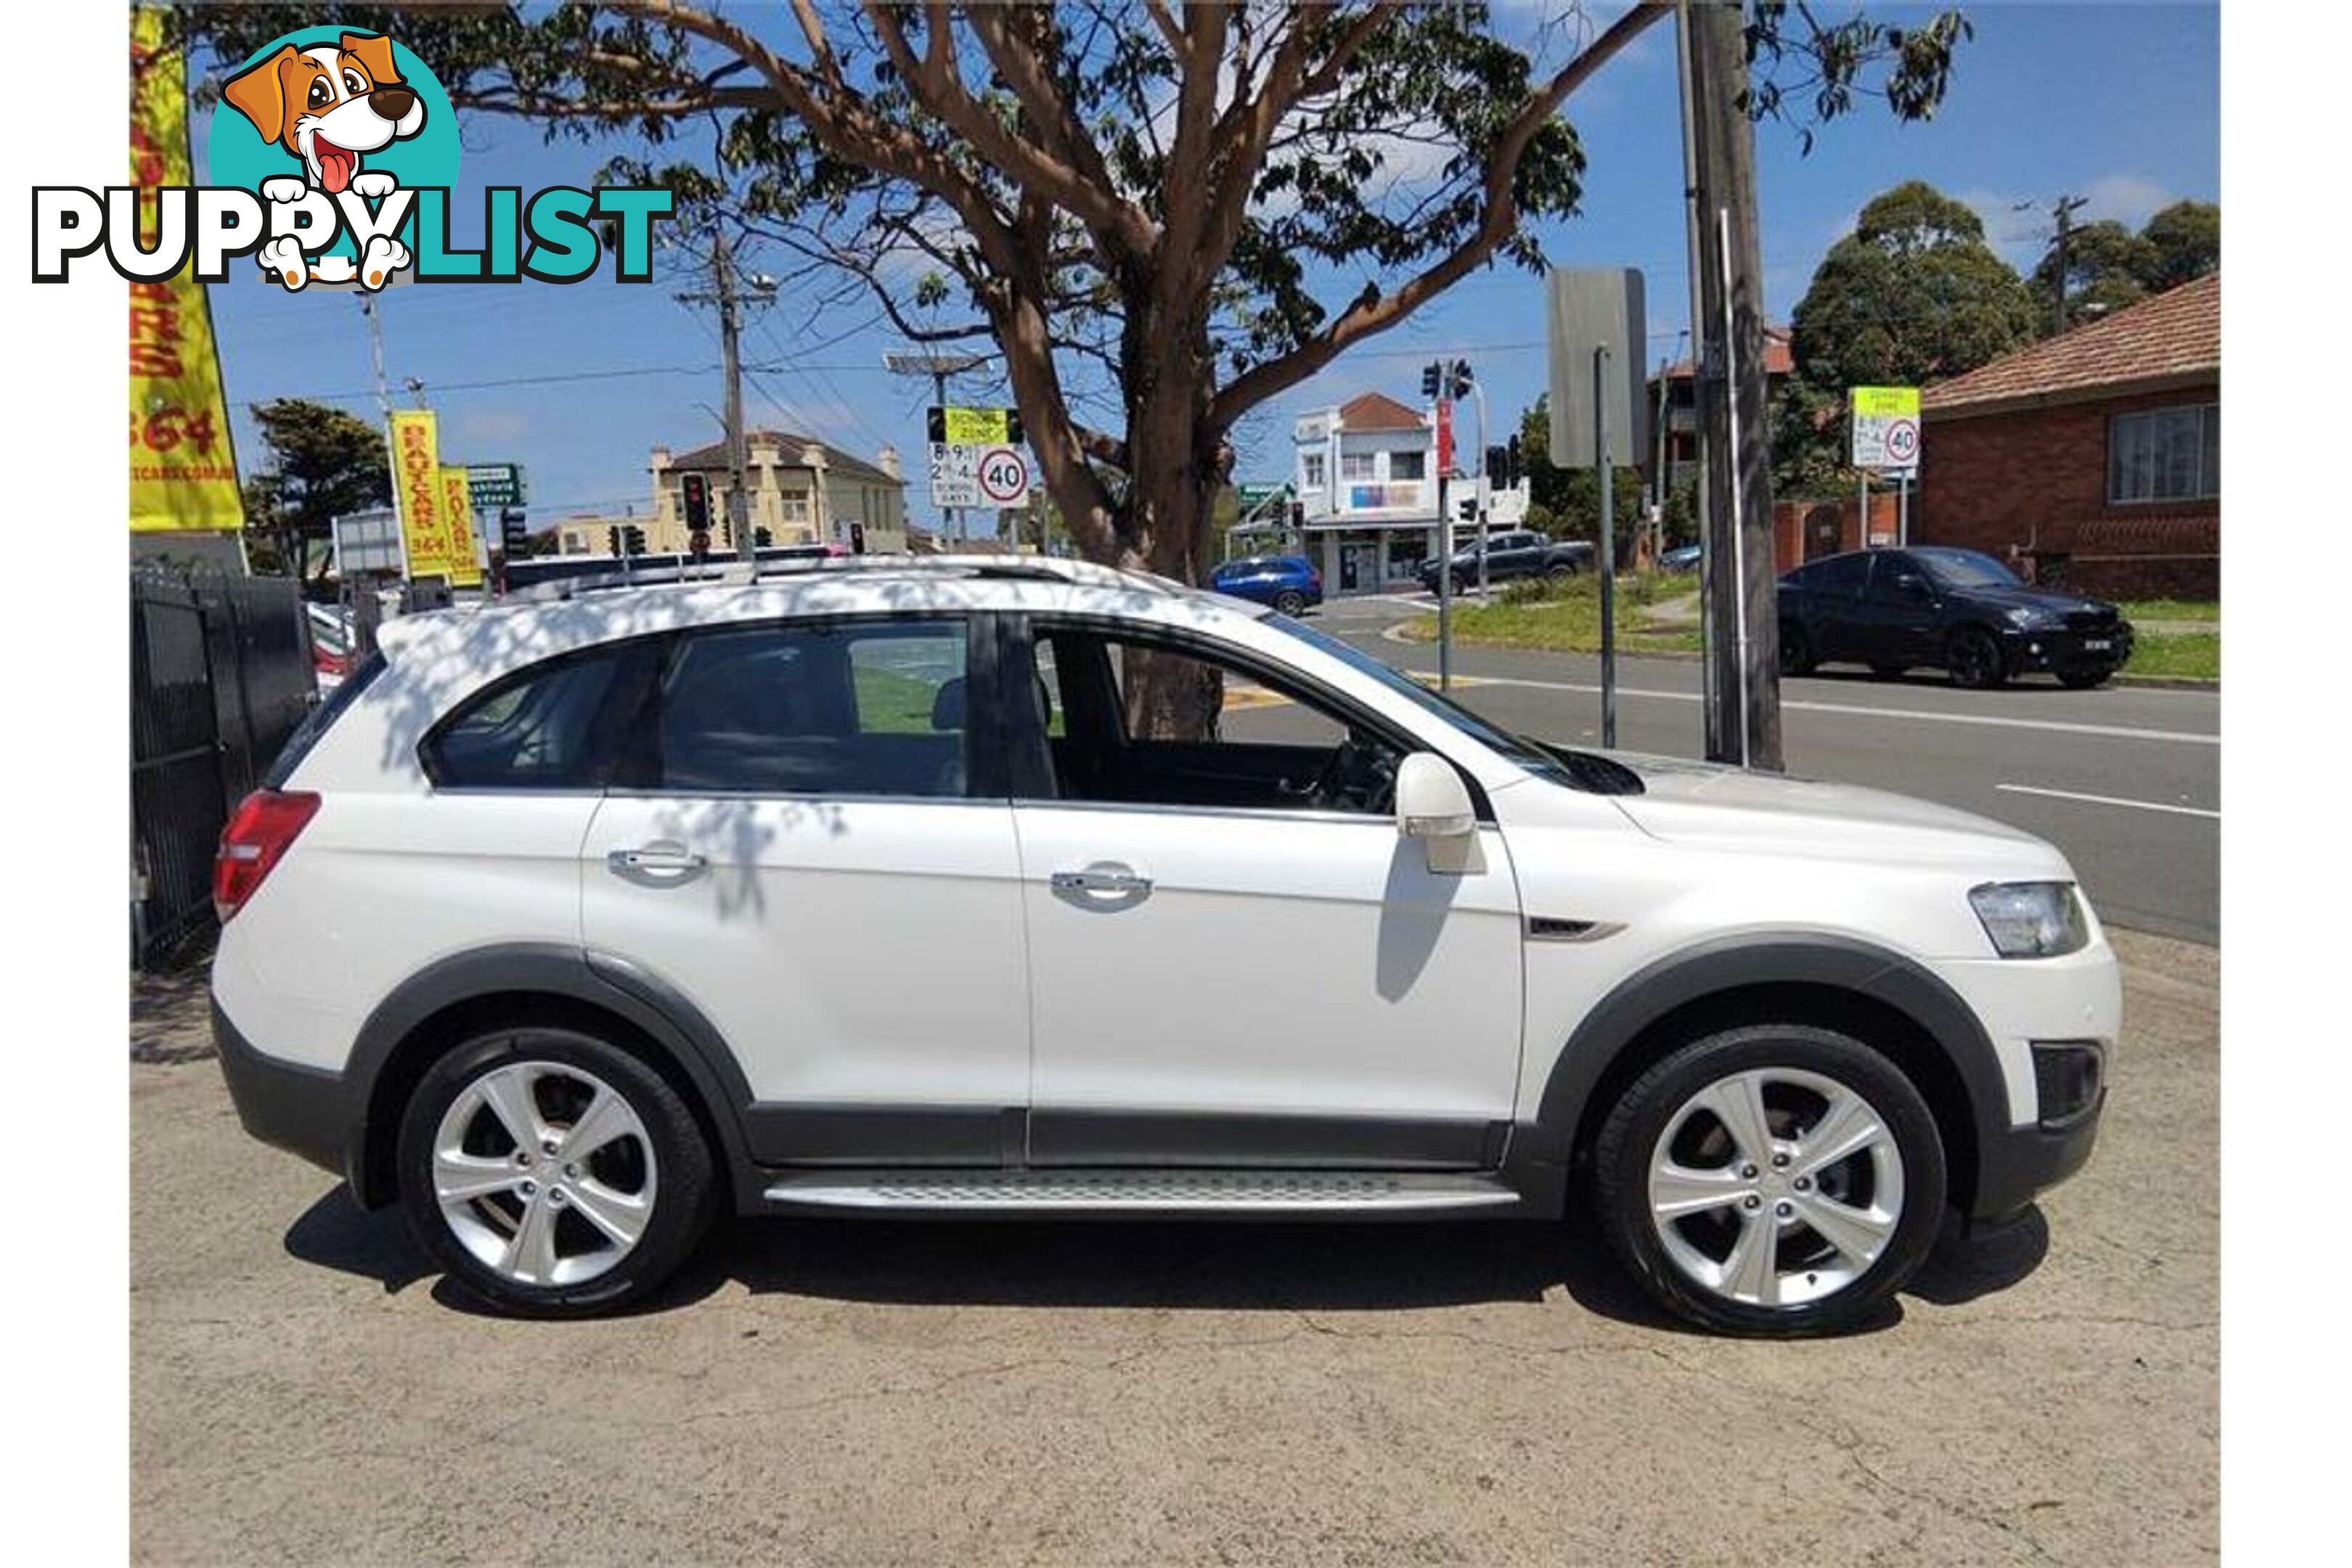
[282, 1183, 2049, 1331]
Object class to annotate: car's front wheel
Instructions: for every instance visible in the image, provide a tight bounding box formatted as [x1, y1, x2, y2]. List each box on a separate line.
[396, 1026, 717, 1317]
[1947, 626, 2007, 689]
[1591, 1024, 1947, 1336]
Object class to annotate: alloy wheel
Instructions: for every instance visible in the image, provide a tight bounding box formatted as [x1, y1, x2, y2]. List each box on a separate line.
[1645, 1066, 1905, 1310]
[1949, 629, 2002, 688]
[431, 1061, 657, 1288]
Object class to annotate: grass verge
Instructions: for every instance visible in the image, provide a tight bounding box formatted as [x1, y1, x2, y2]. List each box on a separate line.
[1399, 573, 1703, 656]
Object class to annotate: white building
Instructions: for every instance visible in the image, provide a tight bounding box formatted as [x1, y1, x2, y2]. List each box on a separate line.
[1287, 391, 1449, 592]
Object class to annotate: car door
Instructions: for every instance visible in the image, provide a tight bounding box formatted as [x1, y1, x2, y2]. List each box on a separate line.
[1852, 552, 1941, 666]
[1003, 617, 1525, 1169]
[1797, 552, 1871, 661]
[578, 613, 1032, 1167]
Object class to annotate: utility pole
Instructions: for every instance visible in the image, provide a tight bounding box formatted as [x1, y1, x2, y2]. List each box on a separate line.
[2046, 193, 2088, 336]
[713, 226, 753, 563]
[1678, 0, 1782, 771]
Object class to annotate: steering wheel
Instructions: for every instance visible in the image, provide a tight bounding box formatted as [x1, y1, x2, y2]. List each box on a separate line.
[1291, 730, 1397, 812]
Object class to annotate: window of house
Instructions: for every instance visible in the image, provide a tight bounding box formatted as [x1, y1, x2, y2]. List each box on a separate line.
[1301, 452, 1326, 490]
[2109, 404, 2218, 504]
[779, 488, 812, 522]
[1389, 450, 1426, 481]
[1339, 451, 1378, 482]
[655, 620, 970, 797]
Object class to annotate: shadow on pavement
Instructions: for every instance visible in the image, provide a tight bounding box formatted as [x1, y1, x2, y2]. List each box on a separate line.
[280, 1184, 2049, 1331]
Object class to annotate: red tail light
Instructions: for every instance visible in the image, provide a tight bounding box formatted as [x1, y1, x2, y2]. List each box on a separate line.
[213, 790, 320, 923]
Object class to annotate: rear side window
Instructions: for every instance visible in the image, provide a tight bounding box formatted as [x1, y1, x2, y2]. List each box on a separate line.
[1802, 554, 1870, 592]
[422, 640, 661, 790]
[264, 650, 385, 788]
[654, 619, 971, 797]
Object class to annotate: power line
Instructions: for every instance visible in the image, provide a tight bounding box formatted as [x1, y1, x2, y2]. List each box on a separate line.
[228, 358, 886, 409]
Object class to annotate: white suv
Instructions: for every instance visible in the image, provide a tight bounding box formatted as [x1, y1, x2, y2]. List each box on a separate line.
[211, 556, 2116, 1335]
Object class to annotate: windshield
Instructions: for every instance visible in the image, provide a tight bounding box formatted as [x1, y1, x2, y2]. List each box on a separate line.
[1911, 547, 2022, 589]
[1262, 613, 1617, 788]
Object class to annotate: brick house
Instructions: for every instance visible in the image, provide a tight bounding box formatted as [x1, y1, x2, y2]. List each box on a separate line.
[1918, 274, 2218, 597]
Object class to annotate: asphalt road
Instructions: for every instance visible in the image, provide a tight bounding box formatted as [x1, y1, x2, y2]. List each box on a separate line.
[1304, 595, 2220, 944]
[130, 934, 2216, 1564]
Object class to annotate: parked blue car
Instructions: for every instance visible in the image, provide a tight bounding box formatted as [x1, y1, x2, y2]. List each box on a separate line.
[1209, 555, 1323, 615]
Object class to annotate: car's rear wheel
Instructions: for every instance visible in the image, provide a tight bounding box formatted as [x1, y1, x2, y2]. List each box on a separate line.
[1947, 626, 2006, 689]
[396, 1026, 716, 1317]
[1591, 1024, 1946, 1336]
[1273, 589, 1307, 616]
[1779, 624, 1815, 676]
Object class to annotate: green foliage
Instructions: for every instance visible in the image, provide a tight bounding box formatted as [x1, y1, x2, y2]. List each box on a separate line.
[2030, 200, 2218, 333]
[1516, 393, 1646, 543]
[1776, 179, 2038, 495]
[239, 399, 390, 580]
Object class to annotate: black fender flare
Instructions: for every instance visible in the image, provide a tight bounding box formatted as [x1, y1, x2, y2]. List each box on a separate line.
[1510, 933, 2012, 1204]
[340, 942, 756, 1207]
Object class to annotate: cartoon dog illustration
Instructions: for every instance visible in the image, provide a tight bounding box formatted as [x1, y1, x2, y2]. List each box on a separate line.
[222, 32, 424, 289]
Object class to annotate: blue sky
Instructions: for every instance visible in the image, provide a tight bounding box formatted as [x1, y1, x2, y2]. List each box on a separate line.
[197, 1, 2218, 528]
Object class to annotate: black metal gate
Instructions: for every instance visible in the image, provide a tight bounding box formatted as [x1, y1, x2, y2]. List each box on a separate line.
[131, 565, 317, 970]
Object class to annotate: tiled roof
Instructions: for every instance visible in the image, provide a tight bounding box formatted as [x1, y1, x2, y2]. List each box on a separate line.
[663, 429, 903, 486]
[1338, 392, 1429, 431]
[1924, 274, 2218, 417]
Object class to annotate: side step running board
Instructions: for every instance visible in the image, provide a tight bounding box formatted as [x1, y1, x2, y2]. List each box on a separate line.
[760, 1168, 1524, 1217]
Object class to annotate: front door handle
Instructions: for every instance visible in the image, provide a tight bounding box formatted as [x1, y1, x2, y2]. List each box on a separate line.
[1050, 864, 1153, 897]
[608, 843, 709, 877]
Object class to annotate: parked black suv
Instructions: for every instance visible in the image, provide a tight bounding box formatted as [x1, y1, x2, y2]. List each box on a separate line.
[1416, 530, 1593, 594]
[1778, 547, 2133, 690]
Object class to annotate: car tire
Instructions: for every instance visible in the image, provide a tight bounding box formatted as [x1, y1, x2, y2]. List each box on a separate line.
[1591, 1024, 1947, 1337]
[1946, 626, 2006, 689]
[1544, 563, 1575, 581]
[1779, 624, 1815, 676]
[396, 1025, 718, 1318]
[1273, 589, 1307, 616]
[2058, 669, 2112, 690]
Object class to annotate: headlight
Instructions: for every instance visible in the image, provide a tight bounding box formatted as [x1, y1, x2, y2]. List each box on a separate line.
[2004, 605, 2057, 629]
[1969, 881, 2090, 957]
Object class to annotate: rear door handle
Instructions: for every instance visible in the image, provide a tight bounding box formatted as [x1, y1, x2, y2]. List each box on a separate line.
[608, 844, 708, 877]
[1050, 864, 1153, 897]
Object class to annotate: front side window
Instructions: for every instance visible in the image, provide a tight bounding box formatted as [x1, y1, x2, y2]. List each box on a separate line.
[2109, 404, 2218, 503]
[656, 619, 970, 797]
[1805, 553, 1871, 593]
[424, 641, 660, 790]
[1029, 628, 1400, 816]
[1911, 547, 2022, 589]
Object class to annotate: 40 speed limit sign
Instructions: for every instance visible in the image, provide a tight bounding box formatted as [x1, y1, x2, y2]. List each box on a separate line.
[976, 445, 1031, 506]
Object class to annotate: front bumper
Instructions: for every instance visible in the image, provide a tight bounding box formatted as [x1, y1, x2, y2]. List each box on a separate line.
[1968, 1084, 2104, 1230]
[213, 997, 349, 1182]
[1999, 623, 2133, 676]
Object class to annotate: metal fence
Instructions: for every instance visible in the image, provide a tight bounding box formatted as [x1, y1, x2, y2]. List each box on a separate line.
[131, 565, 317, 971]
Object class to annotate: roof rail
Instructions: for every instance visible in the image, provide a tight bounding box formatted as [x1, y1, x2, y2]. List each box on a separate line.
[497, 550, 1188, 605]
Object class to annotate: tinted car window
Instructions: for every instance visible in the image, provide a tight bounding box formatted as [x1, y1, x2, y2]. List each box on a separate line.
[656, 619, 970, 798]
[424, 642, 659, 790]
[1911, 547, 2022, 589]
[1803, 554, 1871, 592]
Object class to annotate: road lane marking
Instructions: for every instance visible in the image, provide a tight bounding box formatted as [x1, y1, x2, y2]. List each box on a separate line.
[1996, 783, 2219, 819]
[1367, 662, 2218, 747]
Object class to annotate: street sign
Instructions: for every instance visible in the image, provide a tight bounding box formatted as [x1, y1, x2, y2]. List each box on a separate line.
[1850, 386, 1922, 471]
[928, 442, 980, 507]
[1545, 267, 1650, 467]
[926, 406, 1024, 446]
[1434, 399, 1455, 475]
[976, 445, 1032, 507]
[465, 463, 526, 509]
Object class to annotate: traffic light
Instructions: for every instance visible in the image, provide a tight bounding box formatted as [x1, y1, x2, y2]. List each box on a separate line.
[499, 506, 530, 559]
[849, 522, 867, 554]
[680, 471, 711, 534]
[1506, 433, 1524, 487]
[606, 526, 621, 557]
[1485, 444, 1508, 483]
[1420, 362, 1442, 400]
[1448, 359, 1474, 400]
[753, 526, 773, 549]
[621, 524, 646, 556]
[689, 527, 711, 563]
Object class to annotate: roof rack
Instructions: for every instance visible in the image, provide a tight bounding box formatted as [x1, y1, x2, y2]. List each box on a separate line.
[497, 551, 1187, 605]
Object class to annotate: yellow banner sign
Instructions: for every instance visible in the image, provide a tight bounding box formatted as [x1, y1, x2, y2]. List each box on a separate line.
[389, 411, 470, 582]
[1850, 385, 1920, 419]
[129, 7, 242, 534]
[438, 466, 484, 587]
[942, 406, 1010, 444]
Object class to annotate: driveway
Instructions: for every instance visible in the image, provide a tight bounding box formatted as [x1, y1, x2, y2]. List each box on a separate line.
[131, 931, 2216, 1564]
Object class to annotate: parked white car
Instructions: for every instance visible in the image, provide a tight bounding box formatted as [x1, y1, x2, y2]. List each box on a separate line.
[212, 555, 2116, 1334]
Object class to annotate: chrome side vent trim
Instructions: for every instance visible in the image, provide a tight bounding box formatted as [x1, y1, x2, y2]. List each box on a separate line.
[1527, 917, 1623, 943]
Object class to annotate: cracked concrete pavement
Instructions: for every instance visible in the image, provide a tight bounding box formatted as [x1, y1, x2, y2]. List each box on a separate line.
[131, 929, 2215, 1564]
